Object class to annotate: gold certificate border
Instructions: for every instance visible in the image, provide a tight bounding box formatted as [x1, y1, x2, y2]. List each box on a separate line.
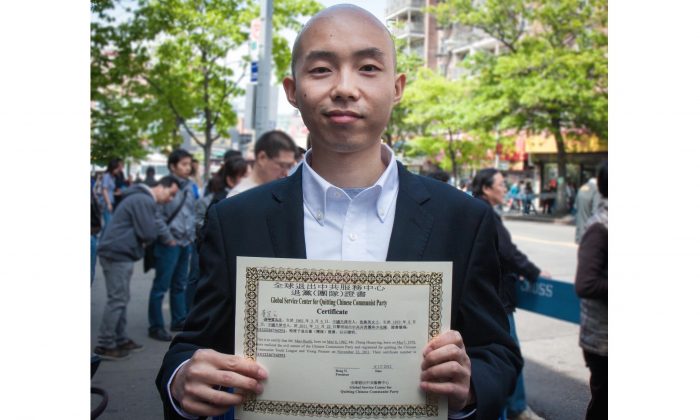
[242, 267, 443, 417]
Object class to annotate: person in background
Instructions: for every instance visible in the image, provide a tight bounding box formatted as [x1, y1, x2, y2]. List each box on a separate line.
[522, 181, 535, 215]
[472, 168, 551, 420]
[144, 166, 157, 187]
[113, 158, 127, 208]
[575, 161, 608, 420]
[101, 158, 121, 228]
[574, 174, 601, 243]
[189, 158, 202, 199]
[186, 156, 249, 311]
[95, 176, 180, 360]
[148, 149, 197, 342]
[226, 130, 297, 198]
[91, 184, 102, 285]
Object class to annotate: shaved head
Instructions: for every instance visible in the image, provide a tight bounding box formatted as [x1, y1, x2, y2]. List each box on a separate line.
[290, 4, 396, 78]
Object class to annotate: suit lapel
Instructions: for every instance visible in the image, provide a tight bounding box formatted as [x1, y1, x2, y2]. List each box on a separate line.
[386, 163, 433, 261]
[266, 169, 307, 259]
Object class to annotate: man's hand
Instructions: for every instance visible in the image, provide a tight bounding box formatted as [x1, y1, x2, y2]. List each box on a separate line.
[540, 270, 552, 279]
[166, 239, 177, 246]
[420, 330, 474, 411]
[170, 349, 268, 417]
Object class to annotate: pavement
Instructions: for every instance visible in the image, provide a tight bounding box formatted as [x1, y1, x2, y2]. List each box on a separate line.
[91, 219, 588, 419]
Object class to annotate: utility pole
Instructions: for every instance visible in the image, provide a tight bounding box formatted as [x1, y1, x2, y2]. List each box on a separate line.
[254, 0, 273, 139]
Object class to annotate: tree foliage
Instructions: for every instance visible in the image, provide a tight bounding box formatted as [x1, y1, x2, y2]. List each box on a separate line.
[91, 0, 322, 176]
[383, 37, 424, 150]
[401, 68, 495, 181]
[434, 0, 607, 213]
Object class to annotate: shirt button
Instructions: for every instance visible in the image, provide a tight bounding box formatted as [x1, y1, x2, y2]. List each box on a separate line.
[316, 212, 323, 220]
[349, 233, 357, 241]
[334, 191, 342, 199]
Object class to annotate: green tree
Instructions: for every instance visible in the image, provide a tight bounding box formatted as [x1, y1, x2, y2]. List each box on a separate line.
[91, 0, 152, 164]
[435, 0, 608, 214]
[383, 36, 424, 150]
[402, 68, 495, 182]
[91, 0, 322, 178]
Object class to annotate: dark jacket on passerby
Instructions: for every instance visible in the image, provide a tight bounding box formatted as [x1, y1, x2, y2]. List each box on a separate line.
[479, 197, 541, 313]
[91, 190, 102, 236]
[97, 184, 160, 262]
[575, 199, 608, 356]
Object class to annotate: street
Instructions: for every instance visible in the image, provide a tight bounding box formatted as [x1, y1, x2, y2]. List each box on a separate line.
[90, 219, 590, 419]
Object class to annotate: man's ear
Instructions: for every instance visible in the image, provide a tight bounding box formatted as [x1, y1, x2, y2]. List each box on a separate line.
[393, 73, 406, 105]
[283, 76, 298, 108]
[256, 150, 269, 163]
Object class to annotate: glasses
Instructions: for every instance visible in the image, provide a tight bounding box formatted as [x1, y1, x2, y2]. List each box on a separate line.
[272, 159, 295, 171]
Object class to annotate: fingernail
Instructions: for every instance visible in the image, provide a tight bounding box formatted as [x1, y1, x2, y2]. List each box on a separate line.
[256, 383, 264, 394]
[258, 367, 268, 379]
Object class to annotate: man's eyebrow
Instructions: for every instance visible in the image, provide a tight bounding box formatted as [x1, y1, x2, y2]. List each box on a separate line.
[304, 50, 337, 63]
[353, 47, 386, 62]
[303, 48, 387, 64]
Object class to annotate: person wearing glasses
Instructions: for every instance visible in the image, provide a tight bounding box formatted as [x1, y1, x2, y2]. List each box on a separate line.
[226, 130, 297, 198]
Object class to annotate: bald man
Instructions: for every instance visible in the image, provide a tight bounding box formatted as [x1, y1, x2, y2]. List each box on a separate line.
[156, 5, 521, 419]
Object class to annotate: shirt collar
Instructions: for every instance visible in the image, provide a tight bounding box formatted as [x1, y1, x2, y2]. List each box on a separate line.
[301, 144, 399, 226]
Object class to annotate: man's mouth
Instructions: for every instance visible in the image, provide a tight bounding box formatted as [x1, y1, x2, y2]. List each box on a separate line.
[324, 110, 362, 124]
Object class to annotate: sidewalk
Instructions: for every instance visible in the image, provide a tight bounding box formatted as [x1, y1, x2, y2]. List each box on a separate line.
[91, 260, 170, 419]
[500, 209, 576, 226]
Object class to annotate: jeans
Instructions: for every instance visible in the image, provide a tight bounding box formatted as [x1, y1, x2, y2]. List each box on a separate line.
[583, 350, 608, 420]
[91, 234, 98, 284]
[102, 208, 112, 231]
[185, 245, 200, 313]
[97, 257, 135, 348]
[506, 312, 527, 416]
[148, 242, 191, 330]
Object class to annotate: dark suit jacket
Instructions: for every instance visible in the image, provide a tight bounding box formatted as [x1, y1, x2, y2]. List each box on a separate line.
[477, 197, 541, 313]
[156, 163, 522, 420]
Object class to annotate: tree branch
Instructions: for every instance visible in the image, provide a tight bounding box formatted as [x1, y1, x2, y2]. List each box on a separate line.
[144, 75, 202, 145]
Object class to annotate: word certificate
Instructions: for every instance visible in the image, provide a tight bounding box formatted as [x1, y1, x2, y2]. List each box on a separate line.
[234, 257, 452, 420]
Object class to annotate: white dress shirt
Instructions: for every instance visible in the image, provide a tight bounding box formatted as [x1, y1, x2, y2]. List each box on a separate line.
[301, 144, 399, 261]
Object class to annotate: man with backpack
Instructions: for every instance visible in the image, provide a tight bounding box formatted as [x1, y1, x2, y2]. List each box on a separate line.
[94, 176, 180, 360]
[148, 149, 198, 342]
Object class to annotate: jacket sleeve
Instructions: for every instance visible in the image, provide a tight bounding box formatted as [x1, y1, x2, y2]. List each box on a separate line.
[494, 215, 540, 282]
[461, 210, 523, 420]
[130, 197, 159, 245]
[156, 204, 234, 419]
[575, 223, 608, 299]
[156, 203, 174, 243]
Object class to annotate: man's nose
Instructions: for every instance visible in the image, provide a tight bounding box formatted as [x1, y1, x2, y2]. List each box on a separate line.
[331, 71, 359, 101]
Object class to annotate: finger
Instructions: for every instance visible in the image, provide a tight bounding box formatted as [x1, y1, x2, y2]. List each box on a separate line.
[421, 343, 468, 370]
[420, 360, 470, 383]
[419, 380, 470, 402]
[190, 383, 246, 407]
[193, 350, 268, 380]
[422, 330, 464, 356]
[214, 369, 265, 394]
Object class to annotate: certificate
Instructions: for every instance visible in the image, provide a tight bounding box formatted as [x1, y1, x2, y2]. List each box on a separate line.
[234, 257, 452, 420]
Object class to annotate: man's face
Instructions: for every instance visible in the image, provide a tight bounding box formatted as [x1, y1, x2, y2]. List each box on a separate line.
[170, 157, 192, 179]
[283, 10, 405, 155]
[155, 184, 179, 204]
[257, 150, 296, 183]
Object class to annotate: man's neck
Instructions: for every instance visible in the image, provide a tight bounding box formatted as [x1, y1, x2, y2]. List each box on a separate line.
[250, 164, 266, 187]
[309, 143, 386, 188]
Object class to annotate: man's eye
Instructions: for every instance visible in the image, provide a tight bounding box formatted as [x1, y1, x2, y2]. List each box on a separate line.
[310, 67, 330, 74]
[360, 64, 380, 72]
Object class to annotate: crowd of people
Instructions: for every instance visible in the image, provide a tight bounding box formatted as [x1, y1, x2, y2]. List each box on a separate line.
[91, 5, 607, 419]
[90, 130, 302, 357]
